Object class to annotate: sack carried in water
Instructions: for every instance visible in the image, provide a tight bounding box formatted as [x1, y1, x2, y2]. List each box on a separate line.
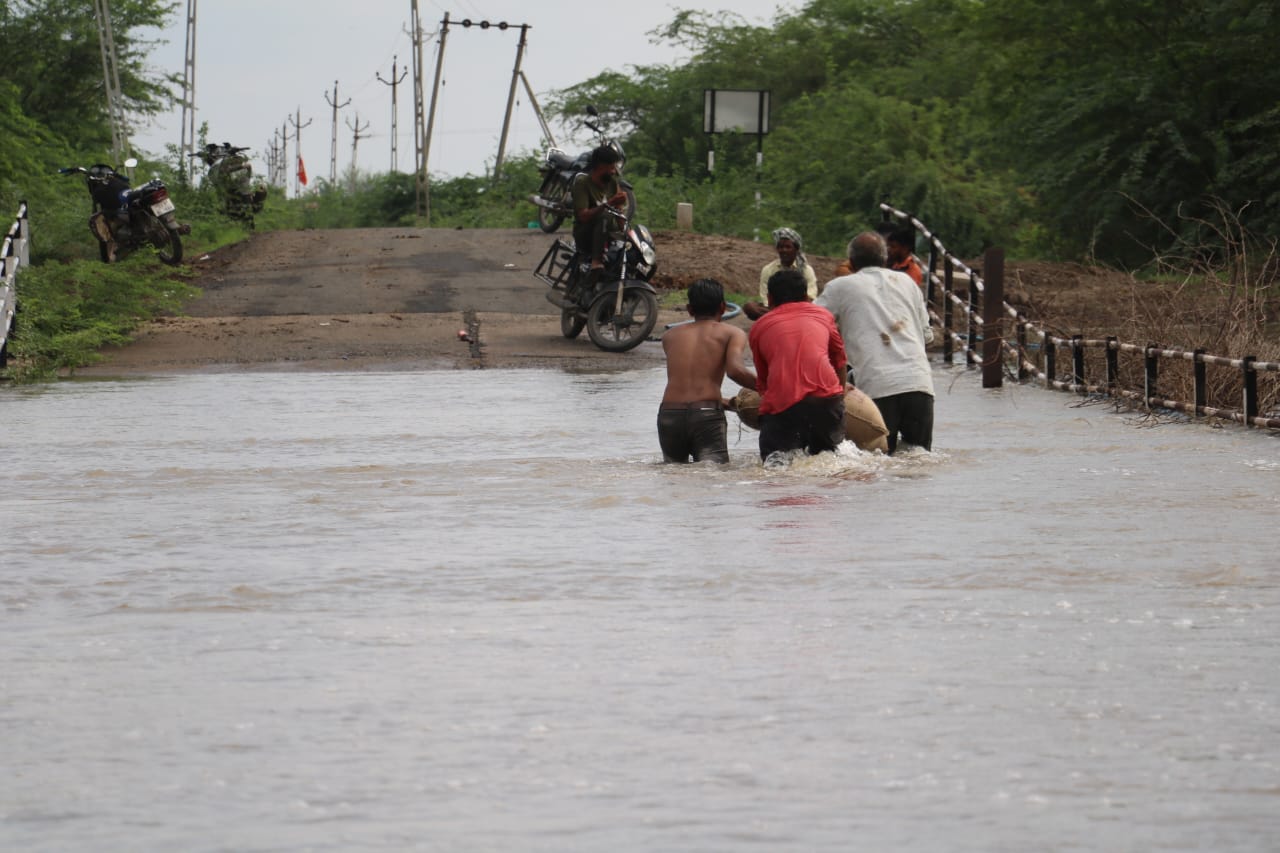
[730, 387, 890, 453]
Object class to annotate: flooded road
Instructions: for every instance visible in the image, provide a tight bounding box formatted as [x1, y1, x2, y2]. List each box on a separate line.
[3, 367, 1278, 851]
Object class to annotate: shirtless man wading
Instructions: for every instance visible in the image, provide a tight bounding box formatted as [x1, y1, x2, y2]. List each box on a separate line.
[657, 279, 758, 464]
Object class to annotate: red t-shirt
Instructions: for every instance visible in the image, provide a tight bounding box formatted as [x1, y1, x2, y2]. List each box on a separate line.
[748, 302, 846, 415]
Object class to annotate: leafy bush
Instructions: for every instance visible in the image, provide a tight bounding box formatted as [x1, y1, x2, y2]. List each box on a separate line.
[7, 256, 196, 381]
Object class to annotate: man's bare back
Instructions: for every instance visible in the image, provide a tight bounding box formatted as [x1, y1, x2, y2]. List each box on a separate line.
[661, 318, 756, 405]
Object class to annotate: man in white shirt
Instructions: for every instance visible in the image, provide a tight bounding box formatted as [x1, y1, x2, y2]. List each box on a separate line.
[816, 231, 935, 454]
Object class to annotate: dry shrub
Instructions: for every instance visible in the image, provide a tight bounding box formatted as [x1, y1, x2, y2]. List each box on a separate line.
[1117, 199, 1280, 417]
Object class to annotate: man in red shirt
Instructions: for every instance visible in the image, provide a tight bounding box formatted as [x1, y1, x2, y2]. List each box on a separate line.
[747, 269, 849, 461]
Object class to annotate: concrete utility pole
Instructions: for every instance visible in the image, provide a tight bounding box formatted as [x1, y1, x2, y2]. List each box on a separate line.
[409, 0, 434, 222]
[289, 107, 313, 197]
[417, 16, 539, 185]
[92, 0, 130, 165]
[376, 55, 409, 174]
[278, 120, 294, 191]
[423, 10, 450, 218]
[324, 80, 351, 185]
[179, 0, 198, 182]
[493, 23, 530, 181]
[346, 112, 371, 191]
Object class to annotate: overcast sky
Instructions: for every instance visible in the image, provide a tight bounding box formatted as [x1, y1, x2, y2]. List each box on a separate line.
[133, 0, 795, 191]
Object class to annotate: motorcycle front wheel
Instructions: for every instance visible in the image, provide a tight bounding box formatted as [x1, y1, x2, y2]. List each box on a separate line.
[144, 215, 183, 265]
[560, 307, 585, 339]
[586, 287, 658, 353]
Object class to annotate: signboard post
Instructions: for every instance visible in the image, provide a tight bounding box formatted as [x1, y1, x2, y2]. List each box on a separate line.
[703, 89, 770, 238]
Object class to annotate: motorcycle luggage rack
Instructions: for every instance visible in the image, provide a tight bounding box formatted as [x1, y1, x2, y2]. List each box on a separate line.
[533, 237, 580, 292]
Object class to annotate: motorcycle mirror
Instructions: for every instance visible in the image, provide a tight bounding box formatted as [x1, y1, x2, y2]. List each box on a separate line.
[123, 157, 139, 168]
[586, 105, 599, 117]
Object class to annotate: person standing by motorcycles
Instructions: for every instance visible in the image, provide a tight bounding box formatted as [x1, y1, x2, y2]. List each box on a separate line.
[572, 145, 630, 276]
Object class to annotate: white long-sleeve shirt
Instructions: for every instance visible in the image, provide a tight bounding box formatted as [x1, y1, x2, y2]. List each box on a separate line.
[815, 266, 934, 400]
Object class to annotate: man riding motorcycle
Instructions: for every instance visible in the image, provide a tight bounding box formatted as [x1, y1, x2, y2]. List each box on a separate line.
[572, 144, 630, 277]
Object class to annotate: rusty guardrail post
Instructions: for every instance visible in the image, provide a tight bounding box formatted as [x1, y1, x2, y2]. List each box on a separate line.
[1044, 336, 1056, 389]
[1105, 337, 1118, 395]
[1242, 356, 1258, 427]
[1193, 348, 1206, 418]
[982, 247, 1004, 388]
[942, 258, 954, 364]
[966, 264, 979, 366]
[1144, 343, 1160, 410]
[1071, 335, 1085, 392]
[1016, 315, 1028, 382]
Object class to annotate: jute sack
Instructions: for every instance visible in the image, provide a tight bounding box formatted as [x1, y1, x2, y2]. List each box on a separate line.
[731, 387, 890, 453]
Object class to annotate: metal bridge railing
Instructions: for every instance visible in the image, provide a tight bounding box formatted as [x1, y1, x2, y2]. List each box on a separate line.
[879, 202, 1279, 431]
[1, 201, 30, 368]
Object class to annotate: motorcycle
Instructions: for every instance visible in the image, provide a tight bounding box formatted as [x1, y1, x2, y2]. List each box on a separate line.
[195, 142, 267, 226]
[529, 105, 636, 234]
[533, 205, 659, 352]
[59, 158, 188, 265]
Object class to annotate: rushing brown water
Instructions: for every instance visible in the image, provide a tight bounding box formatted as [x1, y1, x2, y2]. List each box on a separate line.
[3, 367, 1278, 851]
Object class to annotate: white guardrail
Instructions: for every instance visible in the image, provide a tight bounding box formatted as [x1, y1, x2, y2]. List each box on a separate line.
[1, 201, 30, 367]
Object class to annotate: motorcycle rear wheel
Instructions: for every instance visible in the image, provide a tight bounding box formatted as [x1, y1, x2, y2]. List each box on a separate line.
[538, 201, 566, 234]
[560, 307, 586, 339]
[145, 216, 183, 265]
[586, 287, 658, 353]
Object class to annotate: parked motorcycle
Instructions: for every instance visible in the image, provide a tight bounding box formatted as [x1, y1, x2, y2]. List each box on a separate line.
[529, 105, 636, 234]
[533, 205, 659, 352]
[195, 142, 267, 226]
[59, 158, 188, 265]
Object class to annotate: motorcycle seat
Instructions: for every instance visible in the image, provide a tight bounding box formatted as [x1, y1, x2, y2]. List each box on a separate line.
[548, 151, 577, 170]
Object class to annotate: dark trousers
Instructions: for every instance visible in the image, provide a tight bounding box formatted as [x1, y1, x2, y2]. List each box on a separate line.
[872, 391, 934, 454]
[758, 394, 845, 460]
[573, 215, 619, 264]
[657, 402, 729, 463]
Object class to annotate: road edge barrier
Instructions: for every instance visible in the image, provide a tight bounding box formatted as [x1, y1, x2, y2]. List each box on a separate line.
[880, 202, 1279, 431]
[1, 201, 30, 369]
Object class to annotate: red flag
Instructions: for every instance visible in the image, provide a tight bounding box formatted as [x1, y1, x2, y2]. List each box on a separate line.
[297, 155, 308, 187]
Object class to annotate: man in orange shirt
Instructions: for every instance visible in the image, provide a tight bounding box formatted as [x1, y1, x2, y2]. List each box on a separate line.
[887, 225, 925, 291]
[747, 269, 848, 461]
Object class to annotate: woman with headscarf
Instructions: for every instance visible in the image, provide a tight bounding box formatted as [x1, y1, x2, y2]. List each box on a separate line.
[744, 227, 820, 320]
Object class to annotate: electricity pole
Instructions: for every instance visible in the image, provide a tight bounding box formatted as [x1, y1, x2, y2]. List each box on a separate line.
[279, 120, 294, 191]
[493, 23, 530, 181]
[423, 10, 450, 218]
[409, 0, 432, 221]
[324, 80, 351, 185]
[376, 55, 409, 174]
[346, 112, 371, 191]
[289, 107, 313, 197]
[92, 0, 129, 165]
[179, 0, 198, 182]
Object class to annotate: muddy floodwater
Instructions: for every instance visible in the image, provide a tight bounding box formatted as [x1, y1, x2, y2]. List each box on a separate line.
[3, 366, 1278, 852]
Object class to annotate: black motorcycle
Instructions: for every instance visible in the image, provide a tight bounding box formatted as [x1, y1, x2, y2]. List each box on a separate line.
[534, 205, 659, 352]
[529, 105, 636, 234]
[60, 158, 187, 265]
[194, 142, 267, 226]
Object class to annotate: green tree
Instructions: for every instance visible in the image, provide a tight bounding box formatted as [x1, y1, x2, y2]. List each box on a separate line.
[0, 0, 178, 153]
[972, 0, 1280, 263]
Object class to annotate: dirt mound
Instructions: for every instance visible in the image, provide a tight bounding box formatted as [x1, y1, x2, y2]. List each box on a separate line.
[651, 229, 847, 298]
